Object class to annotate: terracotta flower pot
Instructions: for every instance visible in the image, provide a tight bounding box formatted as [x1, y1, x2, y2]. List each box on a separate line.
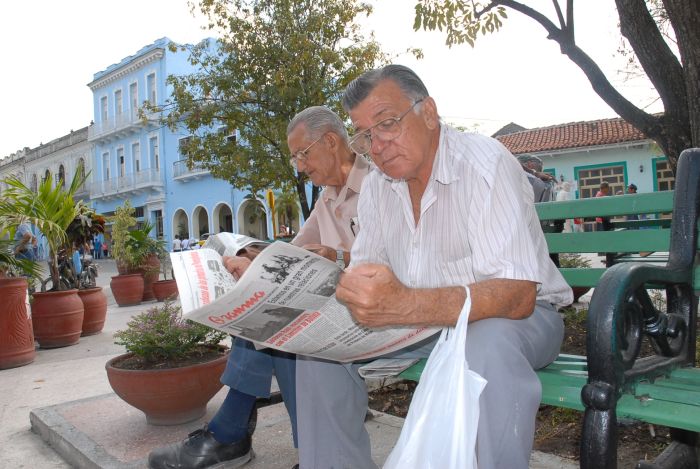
[137, 254, 161, 302]
[0, 277, 35, 369]
[78, 287, 108, 336]
[152, 279, 179, 302]
[31, 289, 84, 348]
[105, 349, 228, 425]
[110, 274, 144, 307]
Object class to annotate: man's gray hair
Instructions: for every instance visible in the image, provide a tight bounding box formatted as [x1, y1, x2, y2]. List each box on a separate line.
[287, 106, 348, 142]
[342, 64, 429, 112]
[516, 154, 543, 171]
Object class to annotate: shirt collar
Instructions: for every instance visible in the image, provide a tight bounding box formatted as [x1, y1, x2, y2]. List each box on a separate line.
[323, 154, 372, 202]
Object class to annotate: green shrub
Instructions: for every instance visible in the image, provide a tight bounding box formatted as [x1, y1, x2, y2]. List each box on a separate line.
[114, 301, 227, 364]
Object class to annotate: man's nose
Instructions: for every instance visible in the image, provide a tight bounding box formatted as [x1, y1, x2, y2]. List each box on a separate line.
[370, 135, 389, 157]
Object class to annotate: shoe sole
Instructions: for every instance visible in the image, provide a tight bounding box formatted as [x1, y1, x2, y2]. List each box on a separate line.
[207, 449, 255, 469]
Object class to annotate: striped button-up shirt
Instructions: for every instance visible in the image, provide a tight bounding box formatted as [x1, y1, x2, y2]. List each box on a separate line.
[351, 124, 572, 307]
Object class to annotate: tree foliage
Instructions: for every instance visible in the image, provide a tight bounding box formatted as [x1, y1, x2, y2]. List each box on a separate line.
[151, 0, 389, 219]
[414, 0, 700, 173]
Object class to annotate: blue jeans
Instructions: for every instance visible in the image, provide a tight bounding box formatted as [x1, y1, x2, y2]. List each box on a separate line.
[221, 338, 298, 446]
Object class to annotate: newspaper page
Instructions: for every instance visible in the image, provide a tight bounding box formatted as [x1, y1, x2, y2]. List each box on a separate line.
[171, 240, 439, 363]
[357, 358, 421, 378]
[202, 232, 269, 257]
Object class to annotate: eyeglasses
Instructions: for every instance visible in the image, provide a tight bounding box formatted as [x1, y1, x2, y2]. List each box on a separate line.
[290, 134, 324, 169]
[348, 98, 424, 155]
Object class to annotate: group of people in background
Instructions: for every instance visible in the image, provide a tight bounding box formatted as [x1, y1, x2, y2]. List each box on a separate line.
[172, 234, 200, 252]
[89, 233, 108, 259]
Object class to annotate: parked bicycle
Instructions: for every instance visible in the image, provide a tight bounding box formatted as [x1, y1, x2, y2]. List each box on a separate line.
[40, 249, 98, 291]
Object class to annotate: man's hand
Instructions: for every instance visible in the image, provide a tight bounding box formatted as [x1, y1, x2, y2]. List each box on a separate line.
[223, 255, 252, 280]
[336, 263, 412, 327]
[303, 244, 337, 262]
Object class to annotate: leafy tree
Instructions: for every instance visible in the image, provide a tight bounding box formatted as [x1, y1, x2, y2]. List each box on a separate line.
[151, 0, 391, 219]
[274, 189, 300, 230]
[414, 0, 700, 173]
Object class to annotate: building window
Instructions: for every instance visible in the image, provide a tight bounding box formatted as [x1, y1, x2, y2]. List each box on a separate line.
[576, 164, 626, 199]
[147, 73, 156, 105]
[100, 96, 108, 123]
[43, 169, 51, 185]
[132, 142, 141, 173]
[30, 174, 38, 192]
[129, 82, 138, 117]
[154, 210, 164, 238]
[178, 136, 192, 157]
[114, 89, 123, 118]
[57, 164, 66, 188]
[77, 158, 86, 180]
[103, 152, 110, 180]
[219, 126, 236, 144]
[655, 159, 675, 191]
[149, 136, 159, 171]
[117, 148, 125, 177]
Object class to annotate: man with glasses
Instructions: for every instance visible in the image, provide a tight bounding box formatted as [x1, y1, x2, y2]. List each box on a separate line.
[149, 106, 370, 469]
[295, 65, 571, 468]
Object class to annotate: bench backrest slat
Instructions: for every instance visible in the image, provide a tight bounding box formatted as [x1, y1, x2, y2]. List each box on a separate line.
[536, 191, 674, 220]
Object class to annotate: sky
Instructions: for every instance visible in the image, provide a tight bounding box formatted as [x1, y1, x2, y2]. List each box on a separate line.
[0, 0, 662, 158]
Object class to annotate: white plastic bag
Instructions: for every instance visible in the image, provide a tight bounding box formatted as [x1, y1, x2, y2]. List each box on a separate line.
[383, 290, 487, 469]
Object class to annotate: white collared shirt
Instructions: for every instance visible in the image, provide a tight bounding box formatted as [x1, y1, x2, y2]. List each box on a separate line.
[351, 125, 572, 307]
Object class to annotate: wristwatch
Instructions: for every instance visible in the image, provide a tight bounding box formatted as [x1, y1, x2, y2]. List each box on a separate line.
[336, 249, 346, 269]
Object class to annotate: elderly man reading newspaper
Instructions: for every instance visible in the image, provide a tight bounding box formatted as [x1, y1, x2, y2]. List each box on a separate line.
[149, 106, 371, 469]
[294, 65, 572, 469]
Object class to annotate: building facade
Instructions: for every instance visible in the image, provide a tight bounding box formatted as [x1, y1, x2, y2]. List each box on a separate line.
[495, 117, 674, 198]
[87, 37, 281, 248]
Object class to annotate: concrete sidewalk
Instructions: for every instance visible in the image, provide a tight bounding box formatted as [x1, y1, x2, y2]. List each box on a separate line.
[0, 258, 577, 468]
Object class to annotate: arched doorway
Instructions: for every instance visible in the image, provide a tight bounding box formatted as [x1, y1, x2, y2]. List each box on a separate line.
[192, 206, 210, 238]
[172, 209, 189, 240]
[213, 203, 233, 233]
[238, 199, 268, 240]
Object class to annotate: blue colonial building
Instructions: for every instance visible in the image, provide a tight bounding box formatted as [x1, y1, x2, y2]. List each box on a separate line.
[86, 38, 284, 248]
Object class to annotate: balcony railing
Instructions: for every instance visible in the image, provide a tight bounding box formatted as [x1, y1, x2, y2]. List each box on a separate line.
[173, 159, 210, 180]
[88, 110, 157, 141]
[90, 169, 163, 198]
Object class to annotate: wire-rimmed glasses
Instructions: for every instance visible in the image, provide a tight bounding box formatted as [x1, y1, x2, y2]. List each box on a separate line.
[348, 98, 424, 155]
[290, 134, 324, 169]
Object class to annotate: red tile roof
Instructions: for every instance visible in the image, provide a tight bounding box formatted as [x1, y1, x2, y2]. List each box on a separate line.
[496, 117, 648, 154]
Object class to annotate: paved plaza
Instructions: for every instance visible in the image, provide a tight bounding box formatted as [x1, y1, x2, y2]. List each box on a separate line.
[0, 258, 577, 468]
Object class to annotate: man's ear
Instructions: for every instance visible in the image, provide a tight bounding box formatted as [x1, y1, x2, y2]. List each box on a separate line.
[325, 132, 338, 150]
[421, 97, 439, 130]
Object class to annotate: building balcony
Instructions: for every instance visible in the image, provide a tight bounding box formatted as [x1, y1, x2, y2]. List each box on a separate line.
[88, 110, 158, 142]
[90, 169, 163, 199]
[173, 159, 210, 181]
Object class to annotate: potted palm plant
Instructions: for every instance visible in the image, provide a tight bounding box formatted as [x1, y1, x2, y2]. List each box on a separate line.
[108, 201, 145, 306]
[0, 170, 86, 348]
[106, 301, 228, 425]
[66, 203, 108, 335]
[0, 238, 42, 369]
[124, 220, 166, 302]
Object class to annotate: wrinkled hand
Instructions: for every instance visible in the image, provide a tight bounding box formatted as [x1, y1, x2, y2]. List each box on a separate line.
[336, 263, 413, 328]
[303, 244, 337, 262]
[223, 255, 252, 280]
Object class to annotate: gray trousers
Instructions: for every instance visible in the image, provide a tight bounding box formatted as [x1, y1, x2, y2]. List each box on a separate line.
[296, 301, 564, 469]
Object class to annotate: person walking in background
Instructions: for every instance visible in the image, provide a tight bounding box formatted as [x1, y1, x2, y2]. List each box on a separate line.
[181, 236, 190, 251]
[14, 220, 37, 262]
[172, 235, 182, 252]
[595, 181, 613, 231]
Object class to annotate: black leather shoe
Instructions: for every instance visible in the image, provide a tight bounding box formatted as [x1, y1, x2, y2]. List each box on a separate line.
[148, 425, 253, 469]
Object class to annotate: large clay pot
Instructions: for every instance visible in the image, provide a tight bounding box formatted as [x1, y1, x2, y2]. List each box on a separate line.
[105, 349, 228, 425]
[0, 277, 35, 369]
[78, 287, 108, 336]
[137, 254, 161, 302]
[110, 274, 144, 307]
[152, 279, 179, 302]
[31, 289, 84, 348]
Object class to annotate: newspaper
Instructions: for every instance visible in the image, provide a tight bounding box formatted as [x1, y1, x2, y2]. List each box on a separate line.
[357, 358, 421, 378]
[171, 234, 439, 363]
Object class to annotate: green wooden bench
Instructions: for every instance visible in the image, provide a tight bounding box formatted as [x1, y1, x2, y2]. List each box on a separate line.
[400, 148, 700, 468]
